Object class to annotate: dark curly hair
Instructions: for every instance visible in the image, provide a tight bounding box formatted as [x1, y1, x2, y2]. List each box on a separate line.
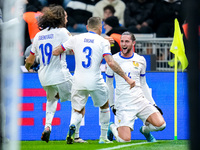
[38, 5, 66, 30]
[103, 5, 115, 15]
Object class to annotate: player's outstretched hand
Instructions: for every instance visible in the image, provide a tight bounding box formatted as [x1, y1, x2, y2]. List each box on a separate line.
[104, 36, 115, 45]
[52, 45, 63, 56]
[126, 78, 136, 89]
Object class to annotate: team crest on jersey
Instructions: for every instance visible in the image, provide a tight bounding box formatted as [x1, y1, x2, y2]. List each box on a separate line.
[118, 120, 121, 123]
[133, 61, 139, 69]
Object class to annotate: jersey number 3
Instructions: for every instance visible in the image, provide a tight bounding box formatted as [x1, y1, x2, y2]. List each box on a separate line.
[82, 46, 92, 68]
[39, 43, 52, 66]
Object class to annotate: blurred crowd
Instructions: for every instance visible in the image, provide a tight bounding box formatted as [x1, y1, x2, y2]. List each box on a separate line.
[0, 0, 187, 72]
[28, 0, 185, 36]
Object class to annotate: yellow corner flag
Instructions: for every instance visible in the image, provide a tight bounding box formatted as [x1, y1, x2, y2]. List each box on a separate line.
[170, 19, 188, 71]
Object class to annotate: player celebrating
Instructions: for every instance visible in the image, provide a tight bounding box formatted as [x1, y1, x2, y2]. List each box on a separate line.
[25, 5, 85, 143]
[53, 17, 135, 144]
[106, 31, 166, 142]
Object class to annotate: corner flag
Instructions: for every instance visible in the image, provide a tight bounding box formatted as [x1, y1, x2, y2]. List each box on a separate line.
[170, 19, 189, 141]
[170, 19, 188, 71]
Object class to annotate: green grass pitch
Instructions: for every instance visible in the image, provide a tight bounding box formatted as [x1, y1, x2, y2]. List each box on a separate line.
[20, 140, 189, 150]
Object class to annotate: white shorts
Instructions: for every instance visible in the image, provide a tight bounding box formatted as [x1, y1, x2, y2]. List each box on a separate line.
[71, 84, 109, 111]
[43, 80, 72, 102]
[116, 97, 158, 131]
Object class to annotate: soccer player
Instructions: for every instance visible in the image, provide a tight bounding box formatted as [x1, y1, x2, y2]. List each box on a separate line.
[106, 31, 166, 142]
[25, 5, 85, 143]
[53, 17, 136, 144]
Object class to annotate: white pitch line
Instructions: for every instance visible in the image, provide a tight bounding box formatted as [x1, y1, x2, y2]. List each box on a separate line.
[97, 142, 151, 150]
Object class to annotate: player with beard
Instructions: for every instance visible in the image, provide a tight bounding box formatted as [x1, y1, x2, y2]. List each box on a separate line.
[106, 31, 166, 142]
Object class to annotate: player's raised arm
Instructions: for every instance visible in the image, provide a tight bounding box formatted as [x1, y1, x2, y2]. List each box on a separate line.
[104, 54, 135, 89]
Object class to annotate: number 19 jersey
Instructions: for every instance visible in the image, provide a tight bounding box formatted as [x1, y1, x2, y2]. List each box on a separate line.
[31, 28, 72, 86]
[62, 31, 111, 90]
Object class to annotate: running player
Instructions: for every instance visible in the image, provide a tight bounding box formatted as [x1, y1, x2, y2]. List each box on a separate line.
[106, 31, 166, 142]
[25, 5, 85, 143]
[53, 17, 135, 144]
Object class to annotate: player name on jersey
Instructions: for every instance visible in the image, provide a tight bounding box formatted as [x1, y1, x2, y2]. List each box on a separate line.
[38, 34, 54, 40]
[84, 38, 94, 43]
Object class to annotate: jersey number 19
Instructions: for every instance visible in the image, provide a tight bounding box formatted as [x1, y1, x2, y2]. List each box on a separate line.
[39, 43, 53, 66]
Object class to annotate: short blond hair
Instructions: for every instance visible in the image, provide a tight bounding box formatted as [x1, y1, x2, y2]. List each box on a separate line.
[87, 17, 102, 30]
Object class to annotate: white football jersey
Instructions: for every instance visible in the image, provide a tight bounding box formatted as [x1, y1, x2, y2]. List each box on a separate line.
[62, 31, 111, 90]
[31, 28, 72, 86]
[106, 52, 147, 109]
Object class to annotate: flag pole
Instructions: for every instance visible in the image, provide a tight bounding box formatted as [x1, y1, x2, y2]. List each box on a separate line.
[174, 54, 178, 140]
[170, 18, 188, 140]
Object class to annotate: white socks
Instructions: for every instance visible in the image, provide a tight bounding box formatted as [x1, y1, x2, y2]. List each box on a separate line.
[99, 108, 110, 139]
[70, 109, 82, 128]
[74, 121, 81, 139]
[45, 98, 58, 131]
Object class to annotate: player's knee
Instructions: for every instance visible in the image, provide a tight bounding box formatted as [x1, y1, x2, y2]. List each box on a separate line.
[119, 133, 131, 142]
[117, 136, 131, 142]
[160, 122, 166, 131]
[154, 116, 166, 127]
[156, 122, 166, 131]
[122, 137, 131, 142]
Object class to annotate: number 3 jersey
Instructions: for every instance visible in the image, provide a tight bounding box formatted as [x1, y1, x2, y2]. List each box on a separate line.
[31, 28, 72, 86]
[62, 31, 111, 90]
[106, 52, 147, 109]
